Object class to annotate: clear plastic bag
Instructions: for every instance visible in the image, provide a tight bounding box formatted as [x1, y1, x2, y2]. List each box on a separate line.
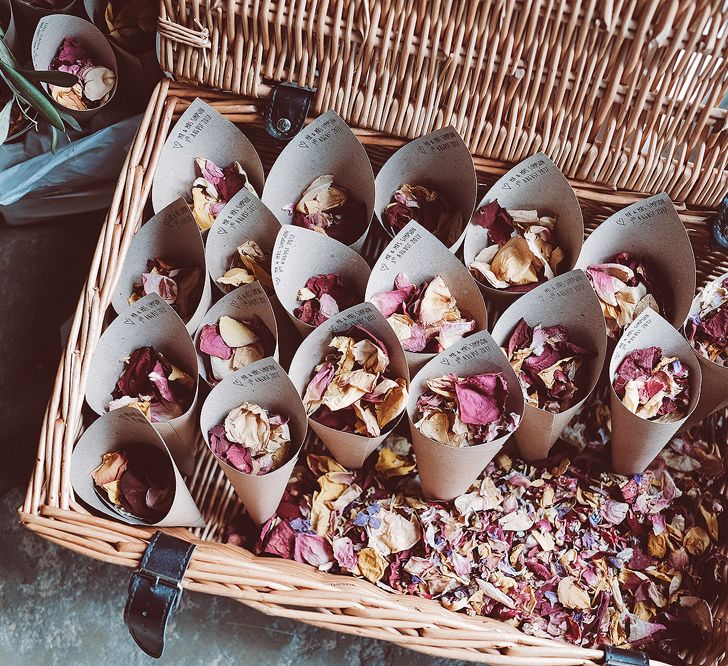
[0, 113, 140, 224]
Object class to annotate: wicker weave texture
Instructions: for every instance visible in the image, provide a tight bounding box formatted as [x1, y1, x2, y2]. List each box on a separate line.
[18, 79, 728, 665]
[158, 0, 728, 210]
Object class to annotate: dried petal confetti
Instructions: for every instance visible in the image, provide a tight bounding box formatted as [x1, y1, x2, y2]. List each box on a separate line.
[198, 315, 274, 384]
[290, 175, 367, 245]
[191, 158, 258, 232]
[128, 257, 202, 321]
[48, 37, 116, 111]
[108, 346, 194, 422]
[209, 402, 292, 475]
[505, 318, 590, 413]
[371, 272, 476, 353]
[587, 253, 663, 338]
[414, 373, 520, 447]
[224, 390, 725, 659]
[613, 346, 690, 422]
[302, 325, 408, 437]
[294, 273, 358, 326]
[217, 240, 273, 291]
[686, 275, 728, 366]
[91, 445, 173, 522]
[469, 200, 564, 291]
[383, 184, 463, 247]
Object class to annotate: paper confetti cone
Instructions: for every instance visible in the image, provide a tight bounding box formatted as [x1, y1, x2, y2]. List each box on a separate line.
[366, 221, 487, 376]
[609, 308, 702, 475]
[86, 294, 200, 475]
[288, 303, 410, 469]
[491, 270, 608, 461]
[70, 406, 204, 527]
[375, 126, 477, 252]
[464, 152, 583, 308]
[407, 330, 524, 501]
[261, 110, 375, 254]
[199, 358, 307, 525]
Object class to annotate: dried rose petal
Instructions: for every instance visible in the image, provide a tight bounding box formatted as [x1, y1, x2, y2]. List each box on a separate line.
[190, 158, 257, 232]
[372, 272, 475, 354]
[128, 257, 202, 322]
[505, 318, 590, 413]
[92, 444, 173, 522]
[110, 346, 194, 423]
[415, 372, 519, 447]
[686, 276, 728, 366]
[469, 200, 563, 291]
[613, 346, 690, 422]
[209, 402, 292, 475]
[49, 37, 116, 112]
[302, 326, 407, 436]
[294, 273, 358, 326]
[290, 175, 367, 245]
[586, 253, 663, 338]
[383, 184, 463, 247]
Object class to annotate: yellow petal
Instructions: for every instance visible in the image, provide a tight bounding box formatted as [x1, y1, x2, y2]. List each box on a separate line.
[557, 576, 591, 610]
[491, 236, 539, 285]
[375, 447, 416, 478]
[357, 547, 388, 583]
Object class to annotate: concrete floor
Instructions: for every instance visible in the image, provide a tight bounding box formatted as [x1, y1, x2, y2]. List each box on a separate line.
[0, 215, 464, 665]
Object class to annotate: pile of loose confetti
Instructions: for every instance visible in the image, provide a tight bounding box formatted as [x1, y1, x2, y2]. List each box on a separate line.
[225, 391, 726, 659]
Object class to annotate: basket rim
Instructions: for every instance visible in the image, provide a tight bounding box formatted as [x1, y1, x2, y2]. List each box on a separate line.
[19, 78, 724, 666]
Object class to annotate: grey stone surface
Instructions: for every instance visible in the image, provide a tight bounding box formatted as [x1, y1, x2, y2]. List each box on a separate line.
[2, 489, 466, 666]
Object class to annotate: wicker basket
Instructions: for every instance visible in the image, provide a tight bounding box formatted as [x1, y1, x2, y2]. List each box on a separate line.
[21, 1, 728, 664]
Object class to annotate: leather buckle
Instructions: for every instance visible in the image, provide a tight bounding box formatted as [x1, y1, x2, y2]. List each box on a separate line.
[123, 531, 196, 658]
[131, 567, 184, 610]
[263, 81, 316, 142]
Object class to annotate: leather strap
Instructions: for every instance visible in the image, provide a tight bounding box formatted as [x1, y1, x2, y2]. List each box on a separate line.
[602, 646, 649, 666]
[123, 531, 196, 658]
[263, 82, 316, 142]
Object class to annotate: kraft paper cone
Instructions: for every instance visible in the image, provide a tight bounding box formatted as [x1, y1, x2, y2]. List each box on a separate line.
[205, 189, 280, 296]
[199, 358, 307, 525]
[31, 14, 118, 123]
[85, 294, 200, 475]
[609, 308, 702, 475]
[261, 110, 375, 254]
[374, 126, 477, 252]
[463, 152, 584, 307]
[193, 282, 279, 387]
[575, 193, 696, 332]
[111, 198, 212, 334]
[152, 97, 265, 219]
[682, 272, 728, 426]
[70, 407, 204, 527]
[272, 225, 372, 337]
[491, 270, 608, 461]
[365, 221, 488, 376]
[406, 330, 524, 501]
[288, 303, 411, 469]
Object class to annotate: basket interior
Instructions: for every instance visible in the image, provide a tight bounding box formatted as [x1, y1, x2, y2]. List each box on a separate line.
[22, 81, 728, 666]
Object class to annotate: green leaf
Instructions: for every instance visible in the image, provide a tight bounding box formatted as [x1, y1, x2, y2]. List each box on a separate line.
[0, 99, 13, 146]
[57, 109, 81, 132]
[0, 31, 17, 68]
[50, 126, 58, 153]
[16, 69, 79, 87]
[0, 60, 65, 131]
